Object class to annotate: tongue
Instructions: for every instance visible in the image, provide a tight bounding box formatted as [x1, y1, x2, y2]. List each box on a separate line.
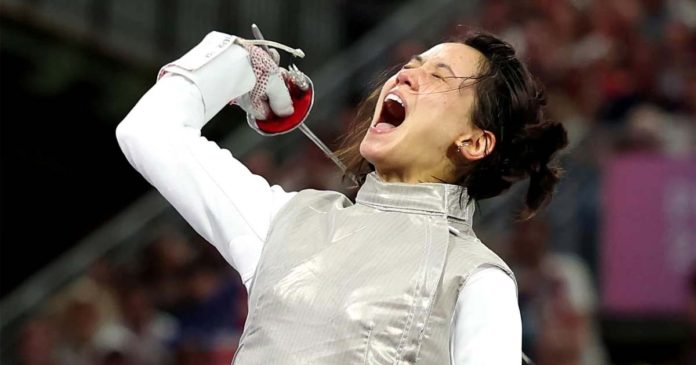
[374, 122, 396, 132]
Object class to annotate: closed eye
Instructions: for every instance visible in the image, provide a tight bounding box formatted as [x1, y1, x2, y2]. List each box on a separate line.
[401, 63, 447, 82]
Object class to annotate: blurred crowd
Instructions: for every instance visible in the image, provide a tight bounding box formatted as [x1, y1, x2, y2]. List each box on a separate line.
[13, 0, 696, 364]
[475, 0, 695, 158]
[18, 228, 248, 365]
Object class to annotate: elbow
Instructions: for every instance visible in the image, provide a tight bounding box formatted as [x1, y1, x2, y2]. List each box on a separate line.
[115, 118, 139, 151]
[115, 115, 156, 158]
[115, 119, 140, 165]
[115, 119, 132, 145]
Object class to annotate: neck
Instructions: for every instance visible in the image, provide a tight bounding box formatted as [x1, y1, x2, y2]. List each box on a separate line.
[376, 169, 421, 184]
[375, 163, 458, 185]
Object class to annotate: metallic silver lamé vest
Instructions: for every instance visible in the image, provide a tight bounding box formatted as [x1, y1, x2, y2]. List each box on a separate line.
[233, 173, 514, 364]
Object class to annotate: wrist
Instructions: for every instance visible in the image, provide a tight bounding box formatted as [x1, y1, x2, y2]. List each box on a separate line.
[158, 31, 256, 122]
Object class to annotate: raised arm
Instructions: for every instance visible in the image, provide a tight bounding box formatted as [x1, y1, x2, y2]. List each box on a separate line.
[116, 32, 295, 285]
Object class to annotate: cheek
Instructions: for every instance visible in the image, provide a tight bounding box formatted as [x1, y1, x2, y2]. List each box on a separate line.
[399, 122, 451, 160]
[424, 121, 468, 157]
[436, 96, 473, 133]
[413, 99, 467, 140]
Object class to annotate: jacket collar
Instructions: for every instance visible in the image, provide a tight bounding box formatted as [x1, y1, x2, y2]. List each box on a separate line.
[355, 172, 474, 223]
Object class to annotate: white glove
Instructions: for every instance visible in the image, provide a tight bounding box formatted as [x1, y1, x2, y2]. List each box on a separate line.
[156, 28, 304, 122]
[231, 41, 294, 120]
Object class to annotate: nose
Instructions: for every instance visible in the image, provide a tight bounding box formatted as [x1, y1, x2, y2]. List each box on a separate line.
[396, 67, 419, 91]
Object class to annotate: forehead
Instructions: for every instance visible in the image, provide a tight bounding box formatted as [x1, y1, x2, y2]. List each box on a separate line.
[418, 43, 483, 76]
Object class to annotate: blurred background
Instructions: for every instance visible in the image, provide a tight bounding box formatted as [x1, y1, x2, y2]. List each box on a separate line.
[1, 0, 695, 364]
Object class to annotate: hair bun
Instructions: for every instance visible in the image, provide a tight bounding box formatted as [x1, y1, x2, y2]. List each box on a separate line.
[530, 121, 568, 165]
[520, 121, 568, 218]
[500, 120, 566, 176]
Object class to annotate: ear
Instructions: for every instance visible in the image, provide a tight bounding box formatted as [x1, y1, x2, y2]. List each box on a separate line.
[456, 130, 496, 161]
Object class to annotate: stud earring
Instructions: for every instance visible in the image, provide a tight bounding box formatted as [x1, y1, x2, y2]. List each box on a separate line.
[456, 140, 471, 152]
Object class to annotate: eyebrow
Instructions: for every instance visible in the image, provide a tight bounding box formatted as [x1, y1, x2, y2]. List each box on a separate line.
[409, 55, 457, 77]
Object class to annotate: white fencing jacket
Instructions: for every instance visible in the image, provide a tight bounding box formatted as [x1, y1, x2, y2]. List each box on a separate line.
[115, 31, 521, 364]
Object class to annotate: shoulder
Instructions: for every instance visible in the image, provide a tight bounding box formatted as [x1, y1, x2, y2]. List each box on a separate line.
[447, 232, 516, 288]
[448, 233, 512, 274]
[296, 188, 352, 205]
[275, 188, 353, 216]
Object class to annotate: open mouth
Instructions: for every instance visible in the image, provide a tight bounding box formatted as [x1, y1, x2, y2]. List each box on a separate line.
[373, 93, 406, 132]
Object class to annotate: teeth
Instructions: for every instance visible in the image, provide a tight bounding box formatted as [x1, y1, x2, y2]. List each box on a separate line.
[385, 93, 404, 107]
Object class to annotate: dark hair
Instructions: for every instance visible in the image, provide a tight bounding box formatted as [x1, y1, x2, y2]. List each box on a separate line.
[336, 31, 568, 219]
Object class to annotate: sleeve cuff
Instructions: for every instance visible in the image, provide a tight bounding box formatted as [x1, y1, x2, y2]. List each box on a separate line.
[158, 31, 257, 122]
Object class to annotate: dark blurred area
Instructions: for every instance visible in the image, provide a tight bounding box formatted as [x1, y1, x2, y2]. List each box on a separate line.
[0, 14, 153, 297]
[2, 0, 696, 364]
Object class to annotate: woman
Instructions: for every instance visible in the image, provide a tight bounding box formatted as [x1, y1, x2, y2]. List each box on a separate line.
[117, 28, 567, 364]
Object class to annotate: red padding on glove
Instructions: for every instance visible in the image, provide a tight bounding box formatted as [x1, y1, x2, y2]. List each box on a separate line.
[255, 83, 313, 134]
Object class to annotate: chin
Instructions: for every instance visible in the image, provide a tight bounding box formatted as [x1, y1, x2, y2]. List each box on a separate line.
[359, 138, 381, 165]
[359, 138, 402, 173]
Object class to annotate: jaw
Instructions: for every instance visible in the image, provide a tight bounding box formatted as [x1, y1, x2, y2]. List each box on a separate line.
[360, 128, 424, 184]
[360, 122, 461, 184]
[360, 129, 404, 175]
